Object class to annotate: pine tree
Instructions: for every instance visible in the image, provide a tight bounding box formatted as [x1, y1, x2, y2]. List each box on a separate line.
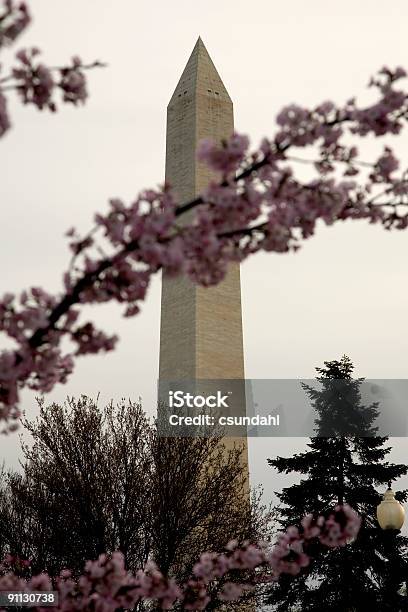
[266, 356, 408, 612]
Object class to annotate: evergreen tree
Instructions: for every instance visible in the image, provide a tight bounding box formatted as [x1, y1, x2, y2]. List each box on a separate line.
[266, 356, 408, 612]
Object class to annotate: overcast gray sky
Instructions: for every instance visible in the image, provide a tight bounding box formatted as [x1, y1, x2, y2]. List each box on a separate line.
[1, 0, 408, 510]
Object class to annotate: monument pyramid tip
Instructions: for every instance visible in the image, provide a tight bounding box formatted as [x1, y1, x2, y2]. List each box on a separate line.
[192, 36, 208, 55]
[168, 37, 231, 105]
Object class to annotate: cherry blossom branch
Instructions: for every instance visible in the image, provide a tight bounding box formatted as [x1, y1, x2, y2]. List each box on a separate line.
[26, 156, 275, 349]
[0, 1, 104, 138]
[1, 66, 408, 431]
[0, 62, 102, 86]
[0, 505, 361, 611]
[0, 49, 103, 122]
[175, 153, 273, 216]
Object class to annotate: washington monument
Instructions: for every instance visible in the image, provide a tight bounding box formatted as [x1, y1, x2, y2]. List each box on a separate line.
[160, 37, 245, 381]
[159, 37, 249, 472]
[158, 36, 252, 611]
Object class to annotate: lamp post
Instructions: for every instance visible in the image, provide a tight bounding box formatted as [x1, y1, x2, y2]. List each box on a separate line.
[376, 481, 406, 611]
[377, 481, 405, 532]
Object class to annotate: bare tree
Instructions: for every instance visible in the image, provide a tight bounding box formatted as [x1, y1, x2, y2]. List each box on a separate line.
[1, 397, 153, 575]
[0, 396, 273, 608]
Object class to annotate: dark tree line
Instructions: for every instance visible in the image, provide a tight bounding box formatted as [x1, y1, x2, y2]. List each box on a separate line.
[0, 396, 273, 610]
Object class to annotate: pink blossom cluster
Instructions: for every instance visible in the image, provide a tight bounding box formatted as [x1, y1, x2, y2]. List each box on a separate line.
[0, 288, 116, 430]
[1, 67, 408, 428]
[10, 49, 89, 112]
[354, 66, 408, 136]
[0, 0, 101, 138]
[59, 56, 88, 105]
[0, 505, 361, 611]
[197, 132, 250, 177]
[0, 0, 30, 49]
[0, 0, 31, 136]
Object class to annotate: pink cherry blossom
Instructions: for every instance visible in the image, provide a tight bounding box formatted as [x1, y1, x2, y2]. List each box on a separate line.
[71, 322, 118, 355]
[1, 66, 408, 427]
[59, 59, 88, 105]
[0, 0, 102, 137]
[197, 132, 250, 176]
[370, 147, 399, 182]
[13, 48, 55, 110]
[0, 0, 30, 48]
[0, 505, 361, 610]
